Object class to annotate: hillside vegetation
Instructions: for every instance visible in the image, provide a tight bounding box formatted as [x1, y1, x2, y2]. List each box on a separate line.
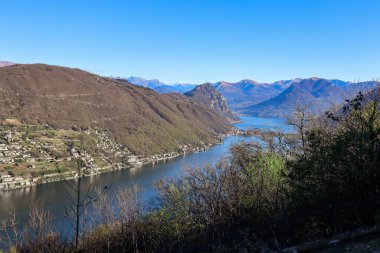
[0, 64, 229, 156]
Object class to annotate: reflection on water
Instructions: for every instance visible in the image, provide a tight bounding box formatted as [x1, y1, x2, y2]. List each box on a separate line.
[0, 117, 287, 234]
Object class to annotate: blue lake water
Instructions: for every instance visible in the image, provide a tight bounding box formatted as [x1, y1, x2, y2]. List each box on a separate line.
[0, 117, 287, 237]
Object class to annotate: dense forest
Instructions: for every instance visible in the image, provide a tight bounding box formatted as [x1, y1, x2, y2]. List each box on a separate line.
[1, 87, 379, 252]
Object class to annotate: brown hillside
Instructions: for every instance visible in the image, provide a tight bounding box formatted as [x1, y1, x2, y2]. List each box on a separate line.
[0, 64, 229, 155]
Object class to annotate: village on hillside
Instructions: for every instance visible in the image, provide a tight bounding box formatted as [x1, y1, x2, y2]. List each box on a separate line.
[0, 120, 239, 191]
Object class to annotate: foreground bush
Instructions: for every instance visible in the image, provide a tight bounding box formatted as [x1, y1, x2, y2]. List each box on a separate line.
[288, 92, 380, 241]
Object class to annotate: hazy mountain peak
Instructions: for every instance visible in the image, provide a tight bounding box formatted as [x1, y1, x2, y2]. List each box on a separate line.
[0, 61, 15, 67]
[126, 76, 166, 89]
[238, 79, 260, 85]
[127, 76, 196, 94]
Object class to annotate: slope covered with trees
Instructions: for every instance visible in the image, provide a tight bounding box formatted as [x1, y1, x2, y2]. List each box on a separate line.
[0, 64, 230, 155]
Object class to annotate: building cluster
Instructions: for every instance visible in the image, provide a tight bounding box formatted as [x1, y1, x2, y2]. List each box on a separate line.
[0, 127, 127, 191]
[0, 173, 35, 190]
[0, 131, 21, 164]
[0, 129, 57, 166]
[178, 142, 214, 154]
[0, 125, 233, 192]
[0, 129, 49, 190]
[91, 128, 130, 158]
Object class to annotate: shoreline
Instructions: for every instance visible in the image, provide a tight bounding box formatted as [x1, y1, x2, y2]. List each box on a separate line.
[0, 125, 286, 192]
[0, 135, 228, 192]
[0, 123, 268, 193]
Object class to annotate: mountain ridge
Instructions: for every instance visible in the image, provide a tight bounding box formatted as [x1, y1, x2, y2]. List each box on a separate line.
[241, 78, 379, 117]
[128, 76, 379, 117]
[0, 64, 230, 155]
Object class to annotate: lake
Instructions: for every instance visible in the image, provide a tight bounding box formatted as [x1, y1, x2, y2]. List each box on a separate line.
[0, 117, 287, 237]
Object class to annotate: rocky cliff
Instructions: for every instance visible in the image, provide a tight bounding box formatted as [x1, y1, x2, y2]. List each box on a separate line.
[185, 83, 239, 122]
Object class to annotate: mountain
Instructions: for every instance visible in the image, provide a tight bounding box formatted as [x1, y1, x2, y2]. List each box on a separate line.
[0, 64, 230, 155]
[0, 61, 14, 67]
[126, 77, 196, 94]
[155, 83, 197, 94]
[184, 83, 239, 122]
[241, 78, 379, 117]
[341, 81, 379, 94]
[214, 79, 288, 111]
[126, 77, 166, 89]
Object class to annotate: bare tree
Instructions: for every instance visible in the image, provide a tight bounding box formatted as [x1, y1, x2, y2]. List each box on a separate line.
[117, 184, 144, 253]
[286, 104, 314, 156]
[55, 153, 107, 251]
[22, 200, 63, 252]
[0, 207, 19, 250]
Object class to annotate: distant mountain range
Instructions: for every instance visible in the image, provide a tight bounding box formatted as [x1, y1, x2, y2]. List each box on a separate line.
[128, 76, 379, 117]
[214, 79, 286, 111]
[239, 78, 379, 117]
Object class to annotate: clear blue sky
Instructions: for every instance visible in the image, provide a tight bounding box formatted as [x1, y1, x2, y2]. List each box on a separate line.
[1, 0, 379, 83]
